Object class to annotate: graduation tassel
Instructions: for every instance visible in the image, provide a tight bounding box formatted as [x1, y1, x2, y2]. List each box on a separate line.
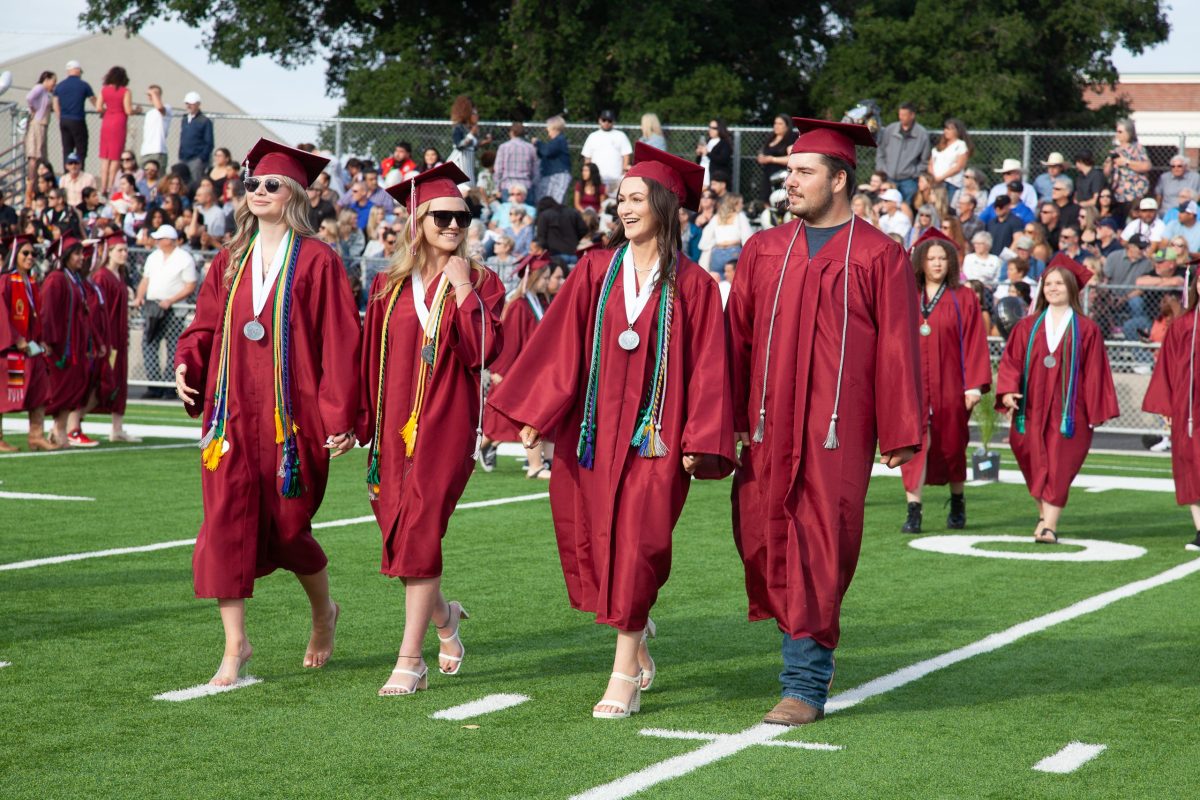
[473, 427, 483, 461]
[198, 423, 215, 451]
[274, 407, 285, 444]
[280, 440, 302, 498]
[752, 410, 765, 443]
[400, 411, 419, 457]
[577, 431, 595, 469]
[202, 436, 224, 471]
[822, 413, 840, 450]
[366, 452, 381, 500]
[822, 218, 856, 452]
[366, 285, 402, 501]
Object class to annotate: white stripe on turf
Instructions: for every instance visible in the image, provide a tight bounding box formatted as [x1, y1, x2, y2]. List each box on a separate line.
[0, 491, 94, 501]
[639, 728, 841, 751]
[1033, 742, 1107, 773]
[0, 661, 10, 668]
[0, 492, 550, 571]
[430, 693, 530, 720]
[571, 557, 1200, 800]
[870, 462, 1176, 493]
[153, 676, 262, 701]
[1, 418, 200, 441]
[0, 443, 193, 459]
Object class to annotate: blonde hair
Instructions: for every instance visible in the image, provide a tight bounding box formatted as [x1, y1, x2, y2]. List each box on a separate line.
[365, 205, 386, 240]
[226, 176, 315, 285]
[379, 199, 484, 298]
[546, 115, 566, 134]
[716, 192, 742, 224]
[641, 113, 663, 139]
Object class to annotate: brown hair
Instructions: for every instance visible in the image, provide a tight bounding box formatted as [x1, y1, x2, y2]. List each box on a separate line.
[1033, 266, 1085, 315]
[912, 240, 960, 288]
[605, 177, 682, 288]
[450, 95, 474, 125]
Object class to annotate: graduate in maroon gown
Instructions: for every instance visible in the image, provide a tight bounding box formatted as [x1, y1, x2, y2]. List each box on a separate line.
[1143, 269, 1200, 551]
[85, 233, 138, 441]
[899, 229, 992, 532]
[41, 236, 94, 447]
[174, 139, 361, 686]
[479, 252, 553, 477]
[358, 163, 505, 696]
[68, 241, 109, 448]
[490, 143, 735, 719]
[727, 118, 923, 727]
[997, 254, 1119, 543]
[0, 235, 57, 451]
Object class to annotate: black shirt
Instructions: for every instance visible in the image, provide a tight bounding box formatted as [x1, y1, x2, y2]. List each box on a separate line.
[536, 204, 588, 255]
[307, 199, 337, 231]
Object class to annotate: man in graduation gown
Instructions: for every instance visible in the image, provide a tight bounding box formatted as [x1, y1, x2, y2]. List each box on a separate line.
[727, 118, 923, 726]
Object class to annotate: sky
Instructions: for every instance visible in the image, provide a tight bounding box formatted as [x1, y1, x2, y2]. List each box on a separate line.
[2, 1, 1196, 121]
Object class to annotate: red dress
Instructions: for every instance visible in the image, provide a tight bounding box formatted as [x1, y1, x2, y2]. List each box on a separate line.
[483, 296, 543, 443]
[1143, 310, 1200, 505]
[358, 269, 505, 578]
[1, 272, 49, 413]
[99, 85, 129, 161]
[727, 219, 923, 648]
[175, 238, 362, 598]
[488, 250, 735, 630]
[996, 312, 1119, 507]
[900, 284, 993, 491]
[89, 267, 129, 414]
[40, 269, 91, 416]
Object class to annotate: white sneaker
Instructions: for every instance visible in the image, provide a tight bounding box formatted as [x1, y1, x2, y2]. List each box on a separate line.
[1150, 437, 1171, 453]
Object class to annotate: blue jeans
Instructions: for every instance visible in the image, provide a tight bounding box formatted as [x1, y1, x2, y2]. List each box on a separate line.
[896, 178, 919, 206]
[709, 245, 742, 275]
[780, 634, 835, 711]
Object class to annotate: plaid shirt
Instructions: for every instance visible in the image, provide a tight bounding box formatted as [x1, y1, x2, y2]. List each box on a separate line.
[494, 137, 539, 193]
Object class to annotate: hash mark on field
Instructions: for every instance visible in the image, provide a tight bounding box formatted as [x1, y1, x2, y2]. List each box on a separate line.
[153, 676, 262, 701]
[0, 491, 94, 502]
[1033, 742, 1107, 773]
[0, 492, 550, 571]
[572, 557, 1200, 800]
[640, 728, 841, 752]
[430, 693, 530, 720]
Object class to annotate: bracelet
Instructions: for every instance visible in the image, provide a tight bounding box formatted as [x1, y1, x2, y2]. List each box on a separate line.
[451, 281, 471, 289]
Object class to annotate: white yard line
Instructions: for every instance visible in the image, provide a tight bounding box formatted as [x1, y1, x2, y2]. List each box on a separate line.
[0, 443, 193, 459]
[571, 557, 1200, 800]
[0, 661, 10, 668]
[430, 693, 530, 721]
[870, 463, 1176, 494]
[639, 728, 841, 752]
[1033, 742, 1107, 774]
[0, 492, 550, 572]
[153, 677, 262, 701]
[0, 491, 94, 502]
[1, 418, 200, 441]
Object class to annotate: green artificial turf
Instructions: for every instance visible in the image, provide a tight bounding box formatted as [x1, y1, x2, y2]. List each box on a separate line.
[1, 443, 1197, 799]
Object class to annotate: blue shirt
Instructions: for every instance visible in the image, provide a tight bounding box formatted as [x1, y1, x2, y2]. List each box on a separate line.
[352, 199, 374, 230]
[535, 136, 571, 176]
[54, 76, 94, 121]
[979, 201, 1035, 225]
[179, 112, 214, 163]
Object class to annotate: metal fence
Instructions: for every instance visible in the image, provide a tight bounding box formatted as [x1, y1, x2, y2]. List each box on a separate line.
[2, 103, 1198, 208]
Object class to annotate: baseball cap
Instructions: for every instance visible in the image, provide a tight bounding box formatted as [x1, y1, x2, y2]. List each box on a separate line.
[1127, 233, 1149, 249]
[880, 188, 903, 204]
[1014, 235, 1034, 250]
[183, 91, 202, 105]
[1181, 201, 1200, 215]
[1098, 216, 1119, 230]
[65, 59, 81, 71]
[65, 152, 81, 164]
[598, 109, 615, 122]
[1006, 180, 1023, 192]
[1139, 197, 1159, 211]
[150, 224, 179, 240]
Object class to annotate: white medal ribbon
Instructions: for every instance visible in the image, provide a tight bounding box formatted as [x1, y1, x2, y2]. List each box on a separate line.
[411, 270, 449, 335]
[526, 293, 544, 320]
[250, 231, 291, 318]
[1044, 307, 1073, 354]
[622, 247, 660, 326]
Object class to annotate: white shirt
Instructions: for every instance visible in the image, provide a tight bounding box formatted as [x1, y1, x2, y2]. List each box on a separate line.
[1122, 217, 1166, 244]
[143, 246, 198, 302]
[196, 202, 226, 238]
[699, 213, 754, 251]
[1045, 307, 1074, 353]
[961, 252, 1003, 283]
[930, 139, 968, 188]
[622, 247, 660, 325]
[250, 235, 289, 316]
[582, 128, 633, 183]
[141, 104, 172, 156]
[879, 210, 912, 239]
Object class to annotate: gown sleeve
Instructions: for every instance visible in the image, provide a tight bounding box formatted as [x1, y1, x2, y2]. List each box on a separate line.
[873, 242, 923, 454]
[446, 267, 505, 370]
[960, 287, 993, 394]
[1081, 320, 1120, 426]
[1142, 319, 1180, 416]
[174, 250, 228, 418]
[995, 318, 1029, 410]
[312, 247, 362, 436]
[679, 267, 736, 479]
[356, 272, 386, 446]
[39, 273, 70, 354]
[0, 279, 16, 352]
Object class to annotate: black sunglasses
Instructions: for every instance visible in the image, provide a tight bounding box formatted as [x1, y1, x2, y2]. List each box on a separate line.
[244, 177, 283, 193]
[430, 210, 472, 229]
[17, 248, 34, 258]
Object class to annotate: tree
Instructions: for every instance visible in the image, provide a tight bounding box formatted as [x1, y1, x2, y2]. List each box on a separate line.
[81, 0, 852, 124]
[811, 0, 1169, 128]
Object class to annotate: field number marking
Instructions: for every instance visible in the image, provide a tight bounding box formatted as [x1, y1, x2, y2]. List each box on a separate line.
[909, 535, 1146, 563]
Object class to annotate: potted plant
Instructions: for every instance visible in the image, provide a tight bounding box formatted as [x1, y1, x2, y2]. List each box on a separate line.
[971, 387, 1001, 482]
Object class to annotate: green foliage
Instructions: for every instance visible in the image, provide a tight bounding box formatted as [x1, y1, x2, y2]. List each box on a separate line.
[812, 0, 1168, 128]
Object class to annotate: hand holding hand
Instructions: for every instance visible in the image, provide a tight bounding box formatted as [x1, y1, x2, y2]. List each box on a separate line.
[326, 432, 356, 458]
[682, 454, 699, 475]
[1001, 392, 1022, 411]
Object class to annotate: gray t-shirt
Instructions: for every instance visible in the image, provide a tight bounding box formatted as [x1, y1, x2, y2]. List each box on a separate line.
[1156, 170, 1200, 206]
[1103, 251, 1151, 286]
[805, 220, 852, 257]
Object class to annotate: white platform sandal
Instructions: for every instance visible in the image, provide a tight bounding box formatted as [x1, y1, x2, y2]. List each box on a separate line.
[640, 618, 657, 691]
[592, 671, 643, 719]
[436, 601, 470, 676]
[379, 656, 428, 696]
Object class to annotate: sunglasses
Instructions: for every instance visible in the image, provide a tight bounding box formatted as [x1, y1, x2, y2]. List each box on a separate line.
[17, 249, 33, 258]
[244, 177, 283, 193]
[430, 210, 472, 228]
[121, 157, 136, 162]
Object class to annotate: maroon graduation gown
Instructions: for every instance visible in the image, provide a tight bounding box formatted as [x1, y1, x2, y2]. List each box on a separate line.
[83, 277, 108, 399]
[727, 218, 923, 648]
[489, 249, 736, 630]
[996, 312, 1118, 507]
[90, 267, 129, 415]
[1143, 310, 1200, 505]
[357, 268, 505, 578]
[901, 284, 993, 490]
[1, 272, 49, 413]
[175, 238, 362, 598]
[40, 269, 91, 416]
[484, 296, 541, 443]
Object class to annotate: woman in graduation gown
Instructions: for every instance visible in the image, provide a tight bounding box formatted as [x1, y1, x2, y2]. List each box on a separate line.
[1142, 270, 1200, 552]
[0, 235, 57, 451]
[480, 252, 553, 477]
[899, 229, 992, 533]
[997, 254, 1118, 542]
[358, 163, 505, 696]
[489, 143, 736, 719]
[41, 236, 94, 446]
[89, 233, 137, 441]
[72, 241, 109, 448]
[174, 139, 362, 686]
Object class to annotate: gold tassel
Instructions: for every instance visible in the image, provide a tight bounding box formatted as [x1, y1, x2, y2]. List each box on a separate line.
[274, 408, 284, 444]
[400, 411, 419, 457]
[202, 437, 224, 471]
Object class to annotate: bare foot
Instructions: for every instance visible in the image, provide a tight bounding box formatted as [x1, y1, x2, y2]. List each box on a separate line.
[378, 655, 427, 696]
[303, 601, 340, 668]
[209, 642, 253, 686]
